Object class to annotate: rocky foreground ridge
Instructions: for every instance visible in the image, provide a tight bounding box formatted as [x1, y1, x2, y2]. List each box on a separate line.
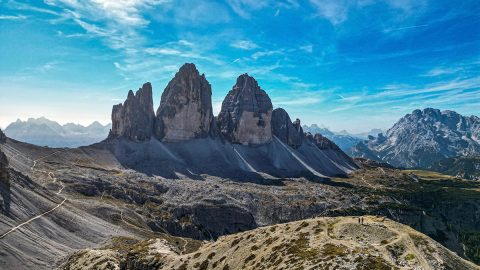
[106, 63, 357, 178]
[352, 108, 480, 168]
[62, 216, 479, 270]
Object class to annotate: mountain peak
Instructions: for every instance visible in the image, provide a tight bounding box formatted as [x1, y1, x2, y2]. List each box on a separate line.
[154, 64, 213, 142]
[217, 73, 273, 145]
[353, 108, 480, 168]
[110, 82, 155, 141]
[272, 108, 304, 148]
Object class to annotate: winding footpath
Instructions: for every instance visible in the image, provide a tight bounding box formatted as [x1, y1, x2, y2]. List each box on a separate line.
[0, 148, 68, 240]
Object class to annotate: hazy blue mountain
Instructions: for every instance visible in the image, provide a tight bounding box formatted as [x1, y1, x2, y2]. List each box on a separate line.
[302, 124, 362, 153]
[346, 128, 384, 139]
[4, 117, 111, 147]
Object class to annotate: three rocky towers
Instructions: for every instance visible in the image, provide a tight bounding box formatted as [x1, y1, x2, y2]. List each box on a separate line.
[109, 63, 339, 151]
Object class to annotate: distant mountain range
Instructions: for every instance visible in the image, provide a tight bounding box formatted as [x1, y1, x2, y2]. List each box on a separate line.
[302, 124, 383, 152]
[4, 117, 111, 147]
[352, 108, 480, 171]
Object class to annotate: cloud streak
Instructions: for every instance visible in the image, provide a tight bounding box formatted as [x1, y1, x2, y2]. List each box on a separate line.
[0, 14, 26, 20]
[231, 40, 259, 50]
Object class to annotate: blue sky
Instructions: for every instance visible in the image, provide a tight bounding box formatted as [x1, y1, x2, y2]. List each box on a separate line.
[0, 0, 479, 133]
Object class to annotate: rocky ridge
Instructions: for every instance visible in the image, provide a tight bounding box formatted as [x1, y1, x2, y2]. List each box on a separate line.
[110, 82, 155, 141]
[271, 108, 304, 148]
[352, 108, 480, 168]
[63, 216, 479, 270]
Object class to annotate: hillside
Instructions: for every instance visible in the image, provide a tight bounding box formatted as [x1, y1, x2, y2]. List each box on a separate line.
[429, 156, 480, 180]
[1, 136, 479, 268]
[62, 216, 479, 270]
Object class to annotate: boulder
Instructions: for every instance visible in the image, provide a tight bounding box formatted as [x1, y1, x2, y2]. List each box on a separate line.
[154, 63, 214, 142]
[109, 82, 155, 141]
[217, 74, 273, 145]
[271, 108, 304, 148]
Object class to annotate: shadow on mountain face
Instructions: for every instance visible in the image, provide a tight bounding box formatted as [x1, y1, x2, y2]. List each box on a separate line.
[0, 145, 11, 216]
[0, 176, 11, 216]
[101, 137, 349, 185]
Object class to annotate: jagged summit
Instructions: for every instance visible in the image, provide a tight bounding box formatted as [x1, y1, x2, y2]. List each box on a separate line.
[353, 108, 480, 168]
[271, 108, 304, 148]
[217, 73, 273, 145]
[154, 63, 214, 142]
[106, 63, 357, 178]
[109, 82, 155, 141]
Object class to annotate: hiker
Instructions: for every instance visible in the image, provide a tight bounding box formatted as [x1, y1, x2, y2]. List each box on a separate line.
[358, 217, 361, 224]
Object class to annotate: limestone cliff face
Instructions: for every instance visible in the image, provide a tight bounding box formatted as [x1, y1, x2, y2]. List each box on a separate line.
[271, 108, 304, 148]
[109, 83, 155, 141]
[217, 74, 273, 145]
[154, 63, 214, 142]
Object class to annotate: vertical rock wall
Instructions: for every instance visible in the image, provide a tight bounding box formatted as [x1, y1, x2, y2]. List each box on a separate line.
[217, 74, 273, 145]
[154, 63, 214, 142]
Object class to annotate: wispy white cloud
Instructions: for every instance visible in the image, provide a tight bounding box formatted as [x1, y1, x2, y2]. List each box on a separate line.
[274, 97, 323, 106]
[145, 48, 182, 56]
[329, 75, 480, 113]
[16, 61, 61, 75]
[309, 0, 350, 25]
[377, 77, 480, 98]
[300, 45, 313, 53]
[57, 30, 88, 38]
[0, 14, 26, 20]
[309, 0, 428, 26]
[422, 67, 463, 77]
[6, 0, 59, 15]
[231, 40, 259, 50]
[39, 61, 60, 73]
[421, 58, 480, 77]
[150, 0, 231, 25]
[382, 24, 429, 33]
[251, 50, 283, 60]
[227, 0, 269, 19]
[44, 0, 165, 52]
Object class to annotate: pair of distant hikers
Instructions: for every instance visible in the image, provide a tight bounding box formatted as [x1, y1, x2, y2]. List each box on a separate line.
[358, 217, 365, 225]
